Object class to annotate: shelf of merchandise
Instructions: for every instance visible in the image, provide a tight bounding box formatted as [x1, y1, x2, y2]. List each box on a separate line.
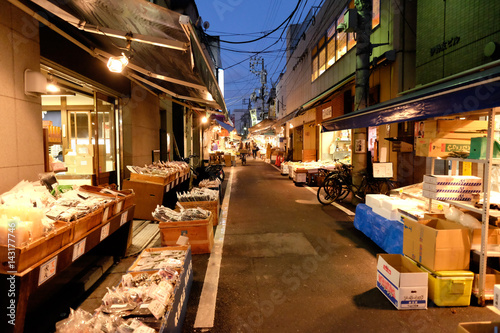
[0, 205, 135, 333]
[428, 108, 498, 305]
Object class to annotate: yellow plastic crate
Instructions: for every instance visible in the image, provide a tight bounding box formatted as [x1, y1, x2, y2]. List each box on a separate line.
[426, 268, 474, 307]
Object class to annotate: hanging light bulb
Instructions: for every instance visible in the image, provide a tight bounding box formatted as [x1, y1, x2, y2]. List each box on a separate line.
[107, 53, 129, 73]
[201, 116, 208, 123]
[46, 75, 60, 93]
[289, 123, 294, 129]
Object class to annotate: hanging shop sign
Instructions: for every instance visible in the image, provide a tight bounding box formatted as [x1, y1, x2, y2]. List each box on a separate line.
[322, 106, 333, 120]
[250, 109, 258, 127]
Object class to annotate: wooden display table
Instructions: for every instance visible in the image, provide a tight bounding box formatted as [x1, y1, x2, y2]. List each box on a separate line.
[0, 205, 135, 333]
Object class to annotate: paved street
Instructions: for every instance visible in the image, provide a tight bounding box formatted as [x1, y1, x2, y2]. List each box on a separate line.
[182, 158, 499, 333]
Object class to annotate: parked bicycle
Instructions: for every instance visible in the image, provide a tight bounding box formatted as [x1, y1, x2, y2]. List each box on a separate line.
[181, 154, 225, 187]
[316, 163, 397, 205]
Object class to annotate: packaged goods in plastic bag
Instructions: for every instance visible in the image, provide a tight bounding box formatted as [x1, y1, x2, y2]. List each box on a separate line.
[152, 205, 210, 222]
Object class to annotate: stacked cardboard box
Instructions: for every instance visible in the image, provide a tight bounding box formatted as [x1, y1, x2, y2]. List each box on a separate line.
[422, 175, 482, 201]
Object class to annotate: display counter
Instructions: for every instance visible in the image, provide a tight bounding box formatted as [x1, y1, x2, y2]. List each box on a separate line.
[0, 205, 135, 333]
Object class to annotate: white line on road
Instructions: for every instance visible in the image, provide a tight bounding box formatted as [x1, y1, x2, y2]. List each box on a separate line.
[193, 168, 234, 329]
[304, 184, 355, 216]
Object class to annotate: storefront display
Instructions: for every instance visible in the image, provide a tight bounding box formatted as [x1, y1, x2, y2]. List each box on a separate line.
[320, 129, 351, 163]
[56, 246, 192, 333]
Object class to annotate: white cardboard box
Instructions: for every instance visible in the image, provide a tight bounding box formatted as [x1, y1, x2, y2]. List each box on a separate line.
[422, 182, 481, 193]
[376, 254, 428, 310]
[422, 190, 473, 201]
[494, 285, 500, 310]
[423, 175, 482, 187]
[381, 198, 419, 212]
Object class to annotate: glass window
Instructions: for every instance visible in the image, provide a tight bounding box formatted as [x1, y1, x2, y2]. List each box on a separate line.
[347, 32, 356, 50]
[319, 48, 326, 75]
[96, 99, 116, 173]
[327, 38, 335, 68]
[372, 0, 380, 29]
[312, 55, 318, 81]
[336, 10, 347, 59]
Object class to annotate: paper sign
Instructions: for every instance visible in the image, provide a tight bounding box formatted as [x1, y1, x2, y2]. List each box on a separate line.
[72, 238, 86, 261]
[100, 223, 110, 242]
[39, 256, 57, 286]
[102, 207, 109, 223]
[120, 211, 128, 226]
[148, 299, 166, 320]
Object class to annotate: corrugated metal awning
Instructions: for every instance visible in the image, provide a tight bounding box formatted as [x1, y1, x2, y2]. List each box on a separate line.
[25, 0, 227, 116]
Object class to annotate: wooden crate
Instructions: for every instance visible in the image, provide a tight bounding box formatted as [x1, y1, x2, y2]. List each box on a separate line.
[177, 199, 220, 226]
[72, 208, 104, 241]
[158, 215, 214, 254]
[127, 245, 190, 272]
[0, 221, 72, 273]
[130, 173, 172, 185]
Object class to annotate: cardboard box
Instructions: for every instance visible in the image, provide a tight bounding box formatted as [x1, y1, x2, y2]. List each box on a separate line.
[415, 138, 470, 158]
[423, 175, 482, 187]
[457, 322, 500, 333]
[403, 217, 471, 271]
[471, 225, 500, 246]
[422, 182, 481, 193]
[469, 137, 500, 159]
[376, 254, 428, 310]
[472, 268, 500, 299]
[422, 190, 473, 201]
[158, 214, 214, 254]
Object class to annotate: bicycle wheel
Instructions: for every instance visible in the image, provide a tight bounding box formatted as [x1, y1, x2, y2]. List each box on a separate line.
[361, 179, 380, 200]
[317, 177, 341, 205]
[336, 177, 350, 201]
[377, 179, 398, 195]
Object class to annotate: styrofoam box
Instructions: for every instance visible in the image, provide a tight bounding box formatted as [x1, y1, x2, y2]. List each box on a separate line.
[422, 182, 481, 193]
[423, 175, 482, 186]
[365, 194, 391, 209]
[382, 198, 419, 212]
[373, 205, 399, 221]
[422, 190, 473, 201]
[494, 285, 500, 311]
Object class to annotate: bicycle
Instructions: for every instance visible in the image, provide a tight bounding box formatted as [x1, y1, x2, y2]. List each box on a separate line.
[182, 155, 225, 187]
[317, 163, 397, 205]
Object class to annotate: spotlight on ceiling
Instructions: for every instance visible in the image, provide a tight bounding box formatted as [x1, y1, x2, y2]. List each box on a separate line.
[107, 53, 129, 73]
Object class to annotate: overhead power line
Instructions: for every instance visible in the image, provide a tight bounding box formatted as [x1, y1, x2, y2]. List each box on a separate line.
[207, 0, 302, 44]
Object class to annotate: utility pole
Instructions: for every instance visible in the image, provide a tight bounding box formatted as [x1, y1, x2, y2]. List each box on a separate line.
[354, 0, 372, 111]
[250, 56, 268, 120]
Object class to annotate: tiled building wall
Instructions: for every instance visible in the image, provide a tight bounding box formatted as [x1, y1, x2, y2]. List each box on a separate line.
[416, 0, 500, 84]
[0, 2, 44, 193]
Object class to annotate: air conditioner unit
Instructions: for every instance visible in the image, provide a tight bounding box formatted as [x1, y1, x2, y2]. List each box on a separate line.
[343, 9, 358, 33]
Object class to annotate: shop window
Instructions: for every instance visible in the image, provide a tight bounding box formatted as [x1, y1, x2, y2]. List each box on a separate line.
[319, 48, 326, 75]
[312, 55, 319, 81]
[96, 98, 116, 173]
[327, 38, 336, 68]
[372, 0, 380, 29]
[347, 31, 356, 50]
[336, 9, 348, 60]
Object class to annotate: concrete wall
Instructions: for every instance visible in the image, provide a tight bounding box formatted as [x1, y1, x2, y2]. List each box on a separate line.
[0, 2, 44, 193]
[122, 82, 160, 179]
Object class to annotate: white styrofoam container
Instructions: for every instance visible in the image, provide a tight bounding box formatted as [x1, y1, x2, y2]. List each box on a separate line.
[494, 285, 500, 311]
[373, 205, 399, 221]
[381, 198, 419, 212]
[365, 194, 390, 209]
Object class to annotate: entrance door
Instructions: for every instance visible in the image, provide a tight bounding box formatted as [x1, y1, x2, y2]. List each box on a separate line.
[95, 95, 117, 185]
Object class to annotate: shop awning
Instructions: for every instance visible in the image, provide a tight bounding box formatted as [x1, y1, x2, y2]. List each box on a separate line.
[22, 0, 228, 118]
[322, 65, 500, 132]
[249, 118, 276, 134]
[215, 119, 234, 133]
[273, 110, 300, 128]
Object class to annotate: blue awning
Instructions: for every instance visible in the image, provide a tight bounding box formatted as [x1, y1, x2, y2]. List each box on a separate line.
[216, 119, 234, 132]
[322, 65, 500, 132]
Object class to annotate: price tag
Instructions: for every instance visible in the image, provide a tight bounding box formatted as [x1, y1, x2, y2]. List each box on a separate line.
[437, 204, 444, 211]
[72, 238, 86, 261]
[148, 299, 166, 320]
[100, 223, 110, 242]
[114, 201, 123, 215]
[120, 211, 128, 226]
[38, 256, 57, 286]
[166, 184, 171, 192]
